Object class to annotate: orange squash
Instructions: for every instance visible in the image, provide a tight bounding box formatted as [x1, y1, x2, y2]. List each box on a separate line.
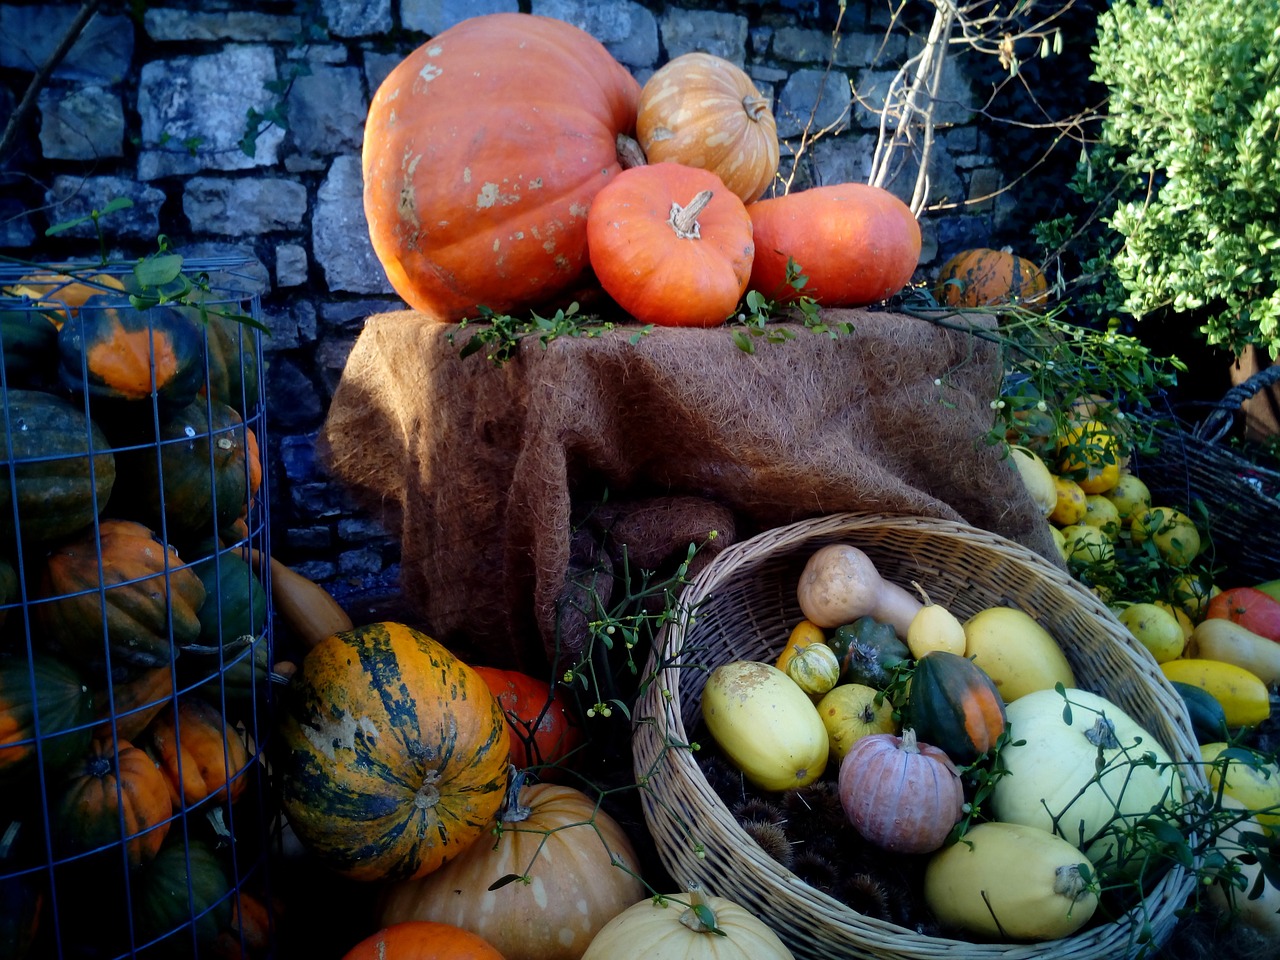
[587, 163, 754, 327]
[637, 52, 779, 203]
[747, 183, 921, 306]
[278, 622, 511, 882]
[143, 696, 253, 808]
[53, 737, 173, 869]
[934, 247, 1049, 308]
[362, 12, 641, 323]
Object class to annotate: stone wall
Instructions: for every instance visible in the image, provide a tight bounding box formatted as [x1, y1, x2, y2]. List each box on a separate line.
[0, 0, 1067, 609]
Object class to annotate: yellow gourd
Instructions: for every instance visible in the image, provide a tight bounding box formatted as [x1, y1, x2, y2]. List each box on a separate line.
[962, 606, 1075, 702]
[1159, 658, 1271, 728]
[924, 821, 1099, 941]
[701, 660, 828, 791]
[906, 582, 966, 658]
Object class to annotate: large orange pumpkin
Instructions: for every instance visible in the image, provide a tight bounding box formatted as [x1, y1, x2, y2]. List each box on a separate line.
[362, 13, 641, 323]
[587, 163, 754, 327]
[637, 52, 780, 203]
[747, 183, 921, 306]
[377, 782, 645, 960]
[278, 622, 511, 882]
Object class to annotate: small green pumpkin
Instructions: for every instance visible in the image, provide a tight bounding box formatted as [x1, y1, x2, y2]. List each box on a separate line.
[906, 650, 1007, 766]
[134, 838, 232, 956]
[0, 389, 116, 545]
[828, 616, 910, 688]
[189, 546, 268, 650]
[0, 308, 59, 388]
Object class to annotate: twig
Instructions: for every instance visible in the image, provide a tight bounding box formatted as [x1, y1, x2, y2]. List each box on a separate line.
[0, 0, 104, 165]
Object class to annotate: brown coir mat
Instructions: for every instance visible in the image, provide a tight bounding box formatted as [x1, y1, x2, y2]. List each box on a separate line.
[317, 309, 1060, 671]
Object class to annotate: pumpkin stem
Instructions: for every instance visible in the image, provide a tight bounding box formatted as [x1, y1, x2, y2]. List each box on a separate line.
[911, 580, 933, 606]
[414, 770, 442, 811]
[616, 133, 647, 170]
[1053, 863, 1093, 904]
[497, 765, 533, 823]
[900, 728, 921, 754]
[1084, 715, 1121, 751]
[678, 884, 727, 937]
[668, 191, 713, 240]
[742, 94, 770, 124]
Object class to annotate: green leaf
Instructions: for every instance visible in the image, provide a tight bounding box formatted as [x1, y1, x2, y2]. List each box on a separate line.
[134, 254, 185, 288]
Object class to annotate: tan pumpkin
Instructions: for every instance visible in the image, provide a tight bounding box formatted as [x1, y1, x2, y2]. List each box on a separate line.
[378, 782, 645, 960]
[637, 52, 780, 203]
[581, 887, 795, 959]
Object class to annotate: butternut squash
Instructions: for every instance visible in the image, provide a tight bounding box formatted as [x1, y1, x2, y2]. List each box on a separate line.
[242, 547, 353, 649]
[1187, 618, 1280, 686]
[796, 544, 921, 636]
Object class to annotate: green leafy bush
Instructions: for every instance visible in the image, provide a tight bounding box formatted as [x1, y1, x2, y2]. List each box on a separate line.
[1084, 0, 1280, 356]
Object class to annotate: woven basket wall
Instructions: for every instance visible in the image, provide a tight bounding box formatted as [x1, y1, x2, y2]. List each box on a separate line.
[632, 513, 1206, 960]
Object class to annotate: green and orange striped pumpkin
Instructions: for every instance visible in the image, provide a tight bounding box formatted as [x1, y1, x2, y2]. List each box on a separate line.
[934, 247, 1049, 309]
[277, 622, 511, 882]
[906, 650, 1007, 766]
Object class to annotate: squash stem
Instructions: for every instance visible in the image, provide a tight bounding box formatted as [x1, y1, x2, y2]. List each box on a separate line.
[668, 191, 713, 240]
[678, 884, 727, 936]
[1084, 715, 1121, 751]
[742, 94, 770, 123]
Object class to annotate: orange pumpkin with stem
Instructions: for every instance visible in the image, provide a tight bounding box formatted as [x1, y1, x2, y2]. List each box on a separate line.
[342, 921, 505, 960]
[587, 163, 755, 327]
[362, 13, 641, 323]
[747, 183, 921, 307]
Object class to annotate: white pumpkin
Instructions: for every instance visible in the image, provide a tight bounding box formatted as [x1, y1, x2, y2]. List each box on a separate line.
[991, 687, 1183, 874]
[582, 888, 795, 960]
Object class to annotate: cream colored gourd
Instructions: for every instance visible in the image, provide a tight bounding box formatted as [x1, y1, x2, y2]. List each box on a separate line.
[1200, 742, 1280, 832]
[924, 821, 1099, 941]
[991, 688, 1183, 872]
[906, 583, 966, 658]
[962, 606, 1075, 702]
[784, 641, 841, 697]
[1187, 618, 1280, 686]
[582, 887, 796, 960]
[1205, 795, 1280, 936]
[701, 660, 828, 791]
[796, 544, 922, 635]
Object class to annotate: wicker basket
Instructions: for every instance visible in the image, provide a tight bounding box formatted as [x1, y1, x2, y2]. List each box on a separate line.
[632, 513, 1205, 960]
[1129, 365, 1280, 585]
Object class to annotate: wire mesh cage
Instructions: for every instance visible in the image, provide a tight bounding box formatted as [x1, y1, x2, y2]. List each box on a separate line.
[0, 259, 278, 958]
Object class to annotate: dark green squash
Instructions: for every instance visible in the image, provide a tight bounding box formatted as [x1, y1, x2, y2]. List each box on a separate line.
[189, 546, 268, 650]
[0, 554, 17, 632]
[115, 400, 251, 545]
[906, 650, 1007, 766]
[36, 519, 206, 678]
[57, 298, 206, 412]
[0, 652, 94, 783]
[1170, 679, 1229, 745]
[0, 308, 59, 388]
[133, 838, 232, 956]
[828, 616, 910, 688]
[0, 389, 116, 545]
[184, 634, 273, 710]
[200, 310, 261, 417]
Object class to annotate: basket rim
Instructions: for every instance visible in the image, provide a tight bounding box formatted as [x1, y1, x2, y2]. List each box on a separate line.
[633, 512, 1205, 960]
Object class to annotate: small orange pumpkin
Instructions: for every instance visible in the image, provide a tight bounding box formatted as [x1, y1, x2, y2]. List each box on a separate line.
[587, 163, 755, 327]
[637, 52, 780, 203]
[934, 247, 1049, 308]
[53, 737, 173, 869]
[143, 696, 253, 808]
[342, 921, 506, 960]
[747, 183, 921, 307]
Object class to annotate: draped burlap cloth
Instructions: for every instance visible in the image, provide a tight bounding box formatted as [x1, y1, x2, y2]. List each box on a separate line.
[317, 308, 1060, 673]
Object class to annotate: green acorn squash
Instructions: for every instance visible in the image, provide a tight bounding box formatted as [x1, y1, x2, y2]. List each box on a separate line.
[57, 298, 206, 412]
[906, 650, 1007, 766]
[134, 838, 232, 956]
[0, 308, 58, 388]
[828, 615, 910, 688]
[0, 652, 94, 783]
[0, 389, 116, 545]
